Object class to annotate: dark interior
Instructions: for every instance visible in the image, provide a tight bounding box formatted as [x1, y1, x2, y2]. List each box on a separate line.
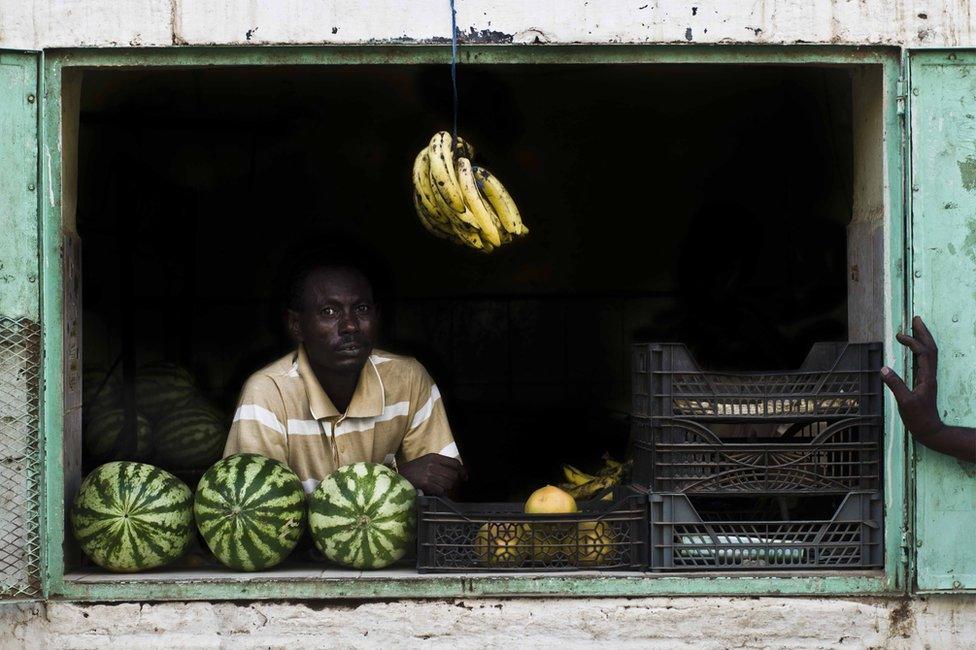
[78, 64, 853, 502]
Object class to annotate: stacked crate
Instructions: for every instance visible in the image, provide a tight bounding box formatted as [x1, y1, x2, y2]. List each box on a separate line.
[631, 342, 884, 571]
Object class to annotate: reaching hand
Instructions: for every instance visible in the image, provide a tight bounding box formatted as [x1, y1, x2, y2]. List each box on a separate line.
[397, 453, 468, 496]
[880, 315, 944, 438]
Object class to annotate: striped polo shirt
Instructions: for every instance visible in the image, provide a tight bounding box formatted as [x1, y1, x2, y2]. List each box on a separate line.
[223, 346, 458, 493]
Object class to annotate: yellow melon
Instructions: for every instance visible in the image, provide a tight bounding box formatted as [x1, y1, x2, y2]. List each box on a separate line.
[575, 520, 615, 567]
[474, 522, 531, 567]
[524, 485, 578, 514]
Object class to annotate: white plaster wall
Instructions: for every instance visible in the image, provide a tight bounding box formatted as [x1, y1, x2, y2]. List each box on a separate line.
[0, 0, 975, 49]
[1, 596, 975, 649]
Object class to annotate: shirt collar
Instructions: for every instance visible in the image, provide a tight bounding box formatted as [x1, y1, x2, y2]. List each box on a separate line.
[297, 345, 384, 420]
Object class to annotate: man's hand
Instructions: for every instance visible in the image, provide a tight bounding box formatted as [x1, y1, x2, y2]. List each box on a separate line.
[881, 315, 944, 438]
[398, 454, 468, 496]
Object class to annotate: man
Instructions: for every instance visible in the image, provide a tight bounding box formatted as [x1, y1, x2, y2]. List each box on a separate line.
[223, 263, 467, 495]
[881, 315, 976, 463]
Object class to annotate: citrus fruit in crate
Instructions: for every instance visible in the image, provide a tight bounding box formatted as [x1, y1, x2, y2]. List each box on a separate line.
[308, 462, 417, 570]
[70, 461, 193, 572]
[194, 453, 306, 571]
[524, 485, 577, 514]
[524, 485, 578, 564]
[575, 520, 616, 567]
[474, 522, 532, 567]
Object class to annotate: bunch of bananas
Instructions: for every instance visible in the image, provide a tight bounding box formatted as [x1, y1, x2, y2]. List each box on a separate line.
[559, 453, 631, 501]
[412, 131, 528, 252]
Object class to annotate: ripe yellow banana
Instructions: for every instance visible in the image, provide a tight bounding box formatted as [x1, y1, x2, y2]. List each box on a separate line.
[412, 191, 456, 240]
[474, 165, 528, 236]
[413, 150, 449, 224]
[566, 475, 615, 500]
[428, 132, 466, 213]
[454, 136, 475, 161]
[429, 167, 480, 230]
[562, 464, 596, 486]
[451, 222, 485, 251]
[456, 157, 502, 247]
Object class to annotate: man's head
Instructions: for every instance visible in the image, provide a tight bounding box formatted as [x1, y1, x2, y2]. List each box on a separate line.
[287, 264, 379, 375]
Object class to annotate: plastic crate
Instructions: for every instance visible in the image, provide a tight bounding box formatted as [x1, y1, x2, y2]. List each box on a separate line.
[648, 491, 883, 571]
[416, 488, 647, 573]
[632, 342, 883, 421]
[629, 416, 882, 494]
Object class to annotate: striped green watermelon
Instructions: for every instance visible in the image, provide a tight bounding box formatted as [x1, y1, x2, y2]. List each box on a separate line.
[194, 453, 306, 571]
[83, 366, 122, 420]
[153, 401, 228, 471]
[308, 462, 417, 570]
[84, 407, 153, 462]
[70, 461, 193, 572]
[135, 361, 197, 421]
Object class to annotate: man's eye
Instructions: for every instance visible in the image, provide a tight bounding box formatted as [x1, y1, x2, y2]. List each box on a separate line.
[356, 304, 373, 315]
[320, 307, 338, 317]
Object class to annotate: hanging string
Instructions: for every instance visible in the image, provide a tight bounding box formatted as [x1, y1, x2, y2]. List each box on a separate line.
[450, 0, 459, 140]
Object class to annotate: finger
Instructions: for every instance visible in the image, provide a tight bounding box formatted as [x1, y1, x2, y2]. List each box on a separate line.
[444, 457, 469, 482]
[895, 333, 926, 355]
[422, 474, 449, 496]
[896, 332, 937, 382]
[428, 464, 460, 483]
[881, 366, 913, 404]
[912, 316, 938, 350]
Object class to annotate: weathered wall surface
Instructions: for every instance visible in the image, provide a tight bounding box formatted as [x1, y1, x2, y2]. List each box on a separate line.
[2, 596, 975, 649]
[0, 597, 976, 650]
[0, 0, 974, 50]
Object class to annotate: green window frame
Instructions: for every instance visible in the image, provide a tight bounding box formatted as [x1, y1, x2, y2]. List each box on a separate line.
[31, 45, 909, 601]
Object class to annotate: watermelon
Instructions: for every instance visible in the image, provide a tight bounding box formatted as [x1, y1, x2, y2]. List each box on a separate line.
[308, 462, 417, 570]
[70, 461, 194, 572]
[135, 361, 197, 421]
[194, 453, 306, 571]
[84, 407, 153, 462]
[153, 401, 228, 471]
[83, 366, 122, 420]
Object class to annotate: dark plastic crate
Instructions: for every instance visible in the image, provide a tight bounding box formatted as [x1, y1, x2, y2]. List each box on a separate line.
[416, 488, 647, 573]
[632, 342, 883, 421]
[648, 491, 883, 571]
[630, 416, 882, 494]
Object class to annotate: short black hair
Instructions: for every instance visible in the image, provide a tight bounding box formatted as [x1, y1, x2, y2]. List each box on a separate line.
[287, 262, 373, 312]
[282, 239, 392, 313]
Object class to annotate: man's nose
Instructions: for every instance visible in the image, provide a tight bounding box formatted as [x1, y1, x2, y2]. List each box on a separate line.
[339, 312, 360, 334]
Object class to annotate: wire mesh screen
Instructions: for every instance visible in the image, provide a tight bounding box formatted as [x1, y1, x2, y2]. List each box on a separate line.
[0, 318, 42, 598]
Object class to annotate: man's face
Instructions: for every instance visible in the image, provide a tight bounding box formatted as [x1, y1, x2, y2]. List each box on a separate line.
[288, 267, 378, 374]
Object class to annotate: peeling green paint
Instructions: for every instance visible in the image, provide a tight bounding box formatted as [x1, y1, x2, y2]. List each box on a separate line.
[958, 156, 976, 191]
[962, 221, 976, 264]
[910, 49, 976, 592]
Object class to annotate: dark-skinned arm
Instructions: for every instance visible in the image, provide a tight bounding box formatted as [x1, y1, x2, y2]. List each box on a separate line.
[881, 315, 976, 463]
[398, 453, 468, 496]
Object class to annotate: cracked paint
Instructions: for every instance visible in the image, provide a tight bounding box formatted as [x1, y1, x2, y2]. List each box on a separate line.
[958, 156, 976, 191]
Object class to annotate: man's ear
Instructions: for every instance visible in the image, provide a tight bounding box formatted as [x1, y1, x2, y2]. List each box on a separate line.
[286, 309, 303, 343]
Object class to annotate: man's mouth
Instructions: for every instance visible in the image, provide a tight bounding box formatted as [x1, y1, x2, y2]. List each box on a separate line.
[335, 342, 367, 355]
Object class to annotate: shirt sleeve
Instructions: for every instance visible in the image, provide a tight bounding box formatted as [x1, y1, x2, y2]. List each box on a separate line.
[397, 363, 460, 464]
[223, 374, 289, 464]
